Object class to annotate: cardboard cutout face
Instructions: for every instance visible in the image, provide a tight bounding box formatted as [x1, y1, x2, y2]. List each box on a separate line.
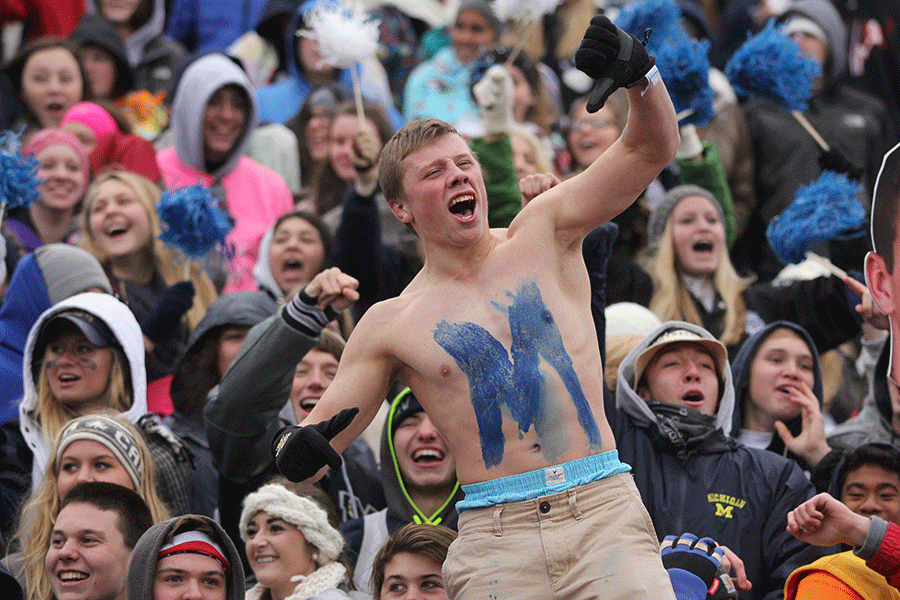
[866, 142, 900, 383]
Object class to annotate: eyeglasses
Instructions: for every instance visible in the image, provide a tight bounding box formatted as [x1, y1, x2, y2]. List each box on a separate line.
[571, 117, 615, 131]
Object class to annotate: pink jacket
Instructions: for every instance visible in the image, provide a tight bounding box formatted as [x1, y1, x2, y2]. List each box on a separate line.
[157, 147, 293, 292]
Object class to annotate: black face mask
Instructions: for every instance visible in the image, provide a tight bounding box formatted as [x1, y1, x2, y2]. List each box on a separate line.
[646, 402, 718, 458]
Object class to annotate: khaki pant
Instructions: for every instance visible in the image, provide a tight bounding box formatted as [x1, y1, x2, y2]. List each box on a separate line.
[443, 473, 676, 600]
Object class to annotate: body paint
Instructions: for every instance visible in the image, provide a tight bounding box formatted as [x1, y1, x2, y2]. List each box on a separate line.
[434, 282, 602, 468]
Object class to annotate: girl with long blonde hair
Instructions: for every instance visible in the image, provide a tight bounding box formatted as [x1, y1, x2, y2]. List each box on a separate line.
[17, 293, 193, 522]
[80, 169, 217, 379]
[644, 184, 862, 357]
[5, 412, 169, 600]
[646, 187, 747, 349]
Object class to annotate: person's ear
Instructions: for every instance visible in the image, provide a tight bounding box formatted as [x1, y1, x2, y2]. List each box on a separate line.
[388, 197, 412, 224]
[636, 384, 652, 403]
[866, 251, 896, 316]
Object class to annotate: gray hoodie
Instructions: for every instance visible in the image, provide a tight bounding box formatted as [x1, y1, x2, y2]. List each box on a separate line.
[616, 320, 736, 440]
[169, 53, 259, 179]
[128, 515, 245, 600]
[780, 0, 847, 85]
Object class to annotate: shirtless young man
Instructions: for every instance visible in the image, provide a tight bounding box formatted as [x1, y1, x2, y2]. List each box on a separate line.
[274, 15, 680, 600]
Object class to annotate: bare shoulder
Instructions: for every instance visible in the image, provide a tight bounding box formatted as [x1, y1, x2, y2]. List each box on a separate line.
[506, 189, 579, 253]
[347, 292, 430, 354]
[349, 295, 410, 345]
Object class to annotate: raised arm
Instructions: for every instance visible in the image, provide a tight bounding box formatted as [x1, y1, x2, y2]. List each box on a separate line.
[205, 268, 359, 482]
[273, 301, 401, 482]
[514, 16, 679, 243]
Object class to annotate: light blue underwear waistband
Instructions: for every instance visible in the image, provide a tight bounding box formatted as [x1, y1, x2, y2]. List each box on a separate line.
[457, 450, 631, 512]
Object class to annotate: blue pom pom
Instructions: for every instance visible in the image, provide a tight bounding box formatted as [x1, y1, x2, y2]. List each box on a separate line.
[767, 171, 866, 265]
[724, 20, 821, 111]
[656, 35, 714, 127]
[157, 183, 234, 259]
[615, 0, 683, 54]
[0, 130, 41, 211]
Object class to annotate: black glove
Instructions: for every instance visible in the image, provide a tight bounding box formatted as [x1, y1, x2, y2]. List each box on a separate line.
[575, 14, 655, 112]
[661, 534, 738, 600]
[140, 281, 195, 346]
[272, 407, 359, 482]
[818, 148, 864, 180]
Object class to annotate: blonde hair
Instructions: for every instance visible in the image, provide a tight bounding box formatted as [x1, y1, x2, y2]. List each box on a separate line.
[35, 347, 132, 450]
[502, 0, 595, 64]
[80, 170, 217, 329]
[10, 411, 169, 600]
[605, 334, 646, 392]
[378, 119, 459, 202]
[646, 214, 747, 347]
[510, 126, 553, 177]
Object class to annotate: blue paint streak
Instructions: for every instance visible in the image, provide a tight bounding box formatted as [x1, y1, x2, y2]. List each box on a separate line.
[433, 321, 512, 468]
[433, 282, 602, 469]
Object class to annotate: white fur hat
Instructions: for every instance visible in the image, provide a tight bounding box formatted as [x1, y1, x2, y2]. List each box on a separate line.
[239, 483, 344, 563]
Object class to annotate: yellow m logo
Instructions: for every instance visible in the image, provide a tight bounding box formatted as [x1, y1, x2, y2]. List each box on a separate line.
[715, 503, 734, 519]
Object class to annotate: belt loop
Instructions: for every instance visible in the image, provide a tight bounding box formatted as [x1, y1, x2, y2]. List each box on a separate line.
[493, 505, 503, 536]
[568, 489, 583, 520]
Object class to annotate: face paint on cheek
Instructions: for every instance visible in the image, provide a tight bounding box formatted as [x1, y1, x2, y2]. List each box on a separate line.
[45, 358, 99, 369]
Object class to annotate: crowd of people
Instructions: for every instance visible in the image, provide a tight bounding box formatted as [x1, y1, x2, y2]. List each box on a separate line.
[1, 0, 900, 598]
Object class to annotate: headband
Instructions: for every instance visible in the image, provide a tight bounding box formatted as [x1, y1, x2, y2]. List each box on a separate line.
[158, 531, 231, 573]
[239, 484, 344, 564]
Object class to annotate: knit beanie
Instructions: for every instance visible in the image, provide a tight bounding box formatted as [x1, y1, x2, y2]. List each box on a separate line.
[239, 484, 345, 563]
[390, 388, 423, 432]
[646, 185, 724, 247]
[457, 0, 502, 38]
[56, 415, 143, 490]
[782, 15, 827, 44]
[61, 102, 118, 144]
[34, 244, 112, 305]
[606, 302, 662, 339]
[21, 128, 89, 188]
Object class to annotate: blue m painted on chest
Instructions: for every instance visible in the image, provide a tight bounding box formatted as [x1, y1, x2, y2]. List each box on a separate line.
[433, 281, 602, 469]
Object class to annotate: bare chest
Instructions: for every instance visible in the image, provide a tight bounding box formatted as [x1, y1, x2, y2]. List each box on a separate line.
[397, 274, 602, 464]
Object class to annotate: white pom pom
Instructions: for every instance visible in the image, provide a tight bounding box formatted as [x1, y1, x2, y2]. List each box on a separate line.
[494, 0, 559, 24]
[300, 1, 381, 68]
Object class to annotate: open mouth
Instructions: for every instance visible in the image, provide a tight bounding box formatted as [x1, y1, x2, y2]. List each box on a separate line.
[300, 398, 318, 411]
[449, 194, 475, 218]
[210, 124, 238, 137]
[282, 258, 304, 274]
[46, 187, 75, 199]
[256, 556, 277, 564]
[682, 391, 704, 404]
[105, 224, 129, 238]
[58, 571, 89, 582]
[412, 448, 445, 464]
[692, 240, 714, 253]
[58, 373, 80, 383]
[47, 102, 64, 113]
